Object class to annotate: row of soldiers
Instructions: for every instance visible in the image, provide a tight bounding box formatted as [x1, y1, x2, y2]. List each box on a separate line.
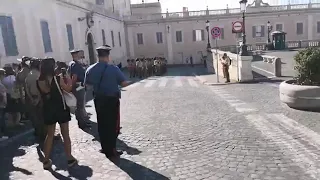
[127, 57, 167, 78]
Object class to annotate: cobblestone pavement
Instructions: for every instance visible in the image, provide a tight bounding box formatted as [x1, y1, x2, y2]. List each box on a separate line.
[1, 67, 320, 180]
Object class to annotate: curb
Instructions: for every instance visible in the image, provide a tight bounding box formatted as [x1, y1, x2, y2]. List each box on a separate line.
[193, 73, 208, 84]
[193, 73, 237, 85]
[0, 129, 34, 147]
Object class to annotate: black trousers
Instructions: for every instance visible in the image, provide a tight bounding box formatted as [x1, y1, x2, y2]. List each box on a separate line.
[94, 96, 120, 156]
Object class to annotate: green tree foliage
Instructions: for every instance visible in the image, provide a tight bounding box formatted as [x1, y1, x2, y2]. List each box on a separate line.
[294, 47, 320, 86]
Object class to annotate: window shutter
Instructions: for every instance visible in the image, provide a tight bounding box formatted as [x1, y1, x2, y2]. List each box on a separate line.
[118, 32, 121, 47]
[176, 31, 179, 42]
[252, 26, 256, 38]
[111, 31, 115, 47]
[193, 30, 196, 41]
[297, 23, 303, 34]
[66, 24, 74, 50]
[0, 16, 19, 56]
[261, 25, 265, 37]
[221, 28, 225, 39]
[201, 30, 205, 41]
[40, 21, 53, 53]
[102, 29, 106, 45]
[159, 32, 163, 43]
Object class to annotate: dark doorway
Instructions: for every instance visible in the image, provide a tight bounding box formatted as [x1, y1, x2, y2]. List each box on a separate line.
[87, 33, 95, 65]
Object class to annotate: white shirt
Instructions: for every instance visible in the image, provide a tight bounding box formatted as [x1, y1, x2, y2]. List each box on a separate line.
[2, 75, 16, 95]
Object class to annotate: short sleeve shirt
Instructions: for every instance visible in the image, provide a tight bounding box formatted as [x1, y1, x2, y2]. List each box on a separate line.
[68, 61, 85, 83]
[84, 62, 126, 98]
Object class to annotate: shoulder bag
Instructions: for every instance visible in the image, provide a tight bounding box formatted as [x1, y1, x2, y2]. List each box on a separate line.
[54, 76, 77, 114]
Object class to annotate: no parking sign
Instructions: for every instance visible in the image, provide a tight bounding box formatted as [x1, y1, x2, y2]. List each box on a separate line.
[211, 27, 221, 38]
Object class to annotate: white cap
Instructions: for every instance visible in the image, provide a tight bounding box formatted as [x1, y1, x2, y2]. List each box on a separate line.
[96, 45, 112, 51]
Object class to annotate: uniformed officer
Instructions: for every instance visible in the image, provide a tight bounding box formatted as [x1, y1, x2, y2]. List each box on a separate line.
[84, 45, 131, 159]
[68, 49, 91, 129]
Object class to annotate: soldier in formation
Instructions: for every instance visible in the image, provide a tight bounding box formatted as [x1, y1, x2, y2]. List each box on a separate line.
[126, 57, 167, 78]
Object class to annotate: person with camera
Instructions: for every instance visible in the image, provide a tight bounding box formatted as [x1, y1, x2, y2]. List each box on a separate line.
[220, 53, 231, 83]
[68, 50, 91, 129]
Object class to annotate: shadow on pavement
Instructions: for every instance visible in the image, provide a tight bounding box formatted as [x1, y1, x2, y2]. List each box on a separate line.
[83, 121, 142, 156]
[83, 122, 168, 179]
[0, 137, 35, 180]
[112, 158, 170, 180]
[36, 140, 93, 180]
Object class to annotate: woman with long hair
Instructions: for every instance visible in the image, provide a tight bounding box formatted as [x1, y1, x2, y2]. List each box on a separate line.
[37, 58, 77, 169]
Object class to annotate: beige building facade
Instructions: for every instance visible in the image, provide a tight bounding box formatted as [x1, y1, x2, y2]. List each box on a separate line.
[0, 0, 130, 65]
[126, 2, 320, 64]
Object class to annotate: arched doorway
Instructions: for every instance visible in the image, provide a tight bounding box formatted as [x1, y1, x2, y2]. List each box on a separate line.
[87, 33, 95, 65]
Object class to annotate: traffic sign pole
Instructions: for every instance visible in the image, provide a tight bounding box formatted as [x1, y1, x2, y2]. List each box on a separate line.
[216, 39, 219, 83]
[211, 26, 221, 83]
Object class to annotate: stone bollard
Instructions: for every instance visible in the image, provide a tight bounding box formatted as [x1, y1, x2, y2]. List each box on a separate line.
[274, 58, 282, 77]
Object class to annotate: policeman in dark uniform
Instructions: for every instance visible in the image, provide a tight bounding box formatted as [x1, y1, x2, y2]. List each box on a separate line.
[68, 49, 91, 129]
[84, 45, 131, 159]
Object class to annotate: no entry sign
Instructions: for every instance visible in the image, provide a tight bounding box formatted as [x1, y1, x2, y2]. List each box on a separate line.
[232, 21, 243, 33]
[211, 27, 221, 38]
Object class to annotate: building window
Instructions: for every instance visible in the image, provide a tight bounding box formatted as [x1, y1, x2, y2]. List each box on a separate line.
[156, 32, 163, 44]
[102, 29, 106, 45]
[252, 25, 265, 38]
[0, 16, 19, 56]
[236, 33, 242, 39]
[193, 30, 205, 41]
[137, 33, 143, 45]
[40, 20, 53, 53]
[111, 30, 115, 47]
[214, 28, 225, 40]
[276, 24, 283, 31]
[176, 31, 182, 42]
[66, 24, 74, 50]
[317, 22, 320, 33]
[96, 0, 104, 5]
[118, 32, 122, 47]
[296, 23, 303, 35]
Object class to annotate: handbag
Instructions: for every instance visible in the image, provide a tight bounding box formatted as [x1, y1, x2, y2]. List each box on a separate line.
[53, 76, 77, 114]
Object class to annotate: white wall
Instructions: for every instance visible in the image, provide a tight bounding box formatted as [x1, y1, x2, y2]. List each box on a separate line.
[0, 0, 127, 65]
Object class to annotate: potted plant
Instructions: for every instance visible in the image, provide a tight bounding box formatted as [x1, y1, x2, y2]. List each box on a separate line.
[279, 47, 320, 110]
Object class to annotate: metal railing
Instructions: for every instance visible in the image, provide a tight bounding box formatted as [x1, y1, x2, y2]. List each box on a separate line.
[124, 3, 320, 21]
[218, 40, 320, 53]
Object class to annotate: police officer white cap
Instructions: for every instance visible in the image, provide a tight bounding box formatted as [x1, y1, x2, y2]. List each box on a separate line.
[70, 49, 81, 54]
[96, 45, 112, 51]
[96, 45, 112, 57]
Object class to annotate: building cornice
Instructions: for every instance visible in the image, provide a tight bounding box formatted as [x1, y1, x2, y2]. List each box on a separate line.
[55, 0, 123, 21]
[131, 2, 161, 8]
[124, 3, 320, 25]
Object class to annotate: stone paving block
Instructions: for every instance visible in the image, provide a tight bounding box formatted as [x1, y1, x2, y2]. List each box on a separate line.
[0, 70, 319, 180]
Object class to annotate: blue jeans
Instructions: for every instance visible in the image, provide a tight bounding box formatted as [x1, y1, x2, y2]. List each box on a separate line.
[0, 108, 5, 135]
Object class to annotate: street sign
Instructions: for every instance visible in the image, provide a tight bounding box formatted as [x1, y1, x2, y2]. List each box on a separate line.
[232, 21, 243, 33]
[211, 27, 221, 38]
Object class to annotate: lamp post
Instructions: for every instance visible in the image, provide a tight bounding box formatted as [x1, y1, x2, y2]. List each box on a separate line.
[267, 21, 272, 43]
[267, 21, 274, 50]
[206, 20, 211, 50]
[239, 0, 248, 56]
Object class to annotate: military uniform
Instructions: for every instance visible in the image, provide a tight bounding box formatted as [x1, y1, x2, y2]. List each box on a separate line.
[220, 54, 231, 83]
[84, 45, 128, 158]
[68, 49, 90, 129]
